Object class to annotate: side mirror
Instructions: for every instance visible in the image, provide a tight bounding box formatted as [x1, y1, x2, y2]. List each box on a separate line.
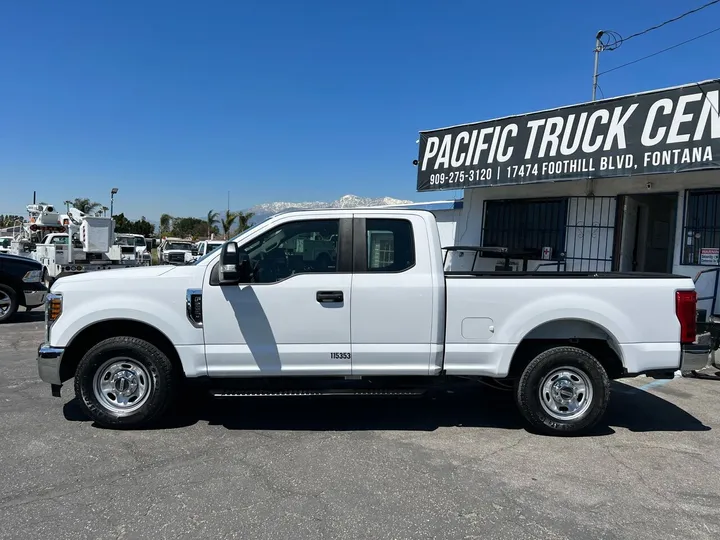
[218, 243, 252, 285]
[218, 242, 240, 284]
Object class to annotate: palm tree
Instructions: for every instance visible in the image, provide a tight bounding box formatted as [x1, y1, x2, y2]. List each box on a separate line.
[102, 206, 109, 217]
[206, 209, 219, 238]
[221, 210, 237, 240]
[70, 198, 102, 214]
[236, 211, 255, 233]
[159, 213, 173, 235]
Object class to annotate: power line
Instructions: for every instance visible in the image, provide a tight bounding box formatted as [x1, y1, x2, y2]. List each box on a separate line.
[617, 0, 720, 45]
[598, 26, 720, 75]
[594, 0, 720, 51]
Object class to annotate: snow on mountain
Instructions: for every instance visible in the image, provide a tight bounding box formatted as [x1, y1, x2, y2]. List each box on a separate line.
[246, 194, 413, 224]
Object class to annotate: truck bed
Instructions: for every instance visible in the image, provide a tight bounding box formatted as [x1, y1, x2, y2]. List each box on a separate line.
[442, 273, 694, 378]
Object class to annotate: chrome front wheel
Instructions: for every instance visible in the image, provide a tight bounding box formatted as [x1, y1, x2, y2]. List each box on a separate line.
[93, 358, 152, 415]
[75, 336, 177, 428]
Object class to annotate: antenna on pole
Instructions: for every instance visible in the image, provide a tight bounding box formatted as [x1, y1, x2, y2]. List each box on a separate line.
[227, 191, 230, 213]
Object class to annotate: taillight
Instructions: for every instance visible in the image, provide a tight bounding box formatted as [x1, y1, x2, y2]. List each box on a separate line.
[676, 290, 697, 345]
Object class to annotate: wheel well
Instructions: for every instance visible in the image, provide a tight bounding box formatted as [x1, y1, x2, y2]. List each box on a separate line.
[508, 320, 625, 380]
[60, 319, 184, 382]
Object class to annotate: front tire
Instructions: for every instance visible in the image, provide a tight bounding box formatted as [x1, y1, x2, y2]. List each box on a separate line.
[74, 337, 177, 428]
[516, 346, 610, 436]
[0, 284, 19, 324]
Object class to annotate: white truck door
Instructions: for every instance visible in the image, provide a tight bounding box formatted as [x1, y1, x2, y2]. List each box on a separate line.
[350, 215, 435, 375]
[202, 216, 353, 376]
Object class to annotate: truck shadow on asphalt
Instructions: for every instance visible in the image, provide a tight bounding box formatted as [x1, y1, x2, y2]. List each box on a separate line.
[63, 381, 710, 436]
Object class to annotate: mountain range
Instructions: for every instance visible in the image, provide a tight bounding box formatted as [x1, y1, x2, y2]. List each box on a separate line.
[245, 194, 414, 224]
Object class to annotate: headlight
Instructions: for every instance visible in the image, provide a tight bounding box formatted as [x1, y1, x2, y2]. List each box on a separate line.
[22, 269, 42, 283]
[46, 293, 63, 323]
[44, 292, 63, 342]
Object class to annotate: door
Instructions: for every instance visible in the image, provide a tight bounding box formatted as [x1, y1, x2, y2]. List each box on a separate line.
[202, 216, 353, 376]
[619, 196, 639, 272]
[350, 216, 435, 375]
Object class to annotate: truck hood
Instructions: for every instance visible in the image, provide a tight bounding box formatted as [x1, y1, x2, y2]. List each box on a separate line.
[0, 252, 43, 269]
[163, 249, 191, 255]
[54, 265, 176, 285]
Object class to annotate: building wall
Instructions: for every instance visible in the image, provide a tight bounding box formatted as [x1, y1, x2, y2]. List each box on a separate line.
[444, 170, 720, 277]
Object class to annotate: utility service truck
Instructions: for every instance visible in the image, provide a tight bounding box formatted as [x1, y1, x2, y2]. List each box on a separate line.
[37, 209, 707, 435]
[11, 204, 128, 285]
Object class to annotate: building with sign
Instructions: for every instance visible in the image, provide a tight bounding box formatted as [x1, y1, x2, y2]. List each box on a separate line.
[415, 79, 720, 278]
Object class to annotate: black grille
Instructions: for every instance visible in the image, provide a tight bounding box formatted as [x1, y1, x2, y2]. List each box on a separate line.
[169, 253, 185, 263]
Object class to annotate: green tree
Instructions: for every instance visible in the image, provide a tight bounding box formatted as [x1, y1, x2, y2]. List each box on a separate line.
[172, 217, 204, 238]
[221, 210, 237, 240]
[101, 206, 109, 217]
[206, 210, 219, 238]
[236, 211, 255, 233]
[159, 213, 173, 235]
[131, 218, 155, 237]
[70, 198, 102, 214]
[113, 213, 131, 232]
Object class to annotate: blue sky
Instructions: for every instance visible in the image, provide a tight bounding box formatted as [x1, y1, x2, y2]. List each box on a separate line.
[1, 0, 718, 219]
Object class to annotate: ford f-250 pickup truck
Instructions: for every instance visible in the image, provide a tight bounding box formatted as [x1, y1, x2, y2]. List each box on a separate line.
[36, 209, 705, 435]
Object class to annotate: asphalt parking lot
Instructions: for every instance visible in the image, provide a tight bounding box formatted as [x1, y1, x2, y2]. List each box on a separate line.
[1, 314, 720, 539]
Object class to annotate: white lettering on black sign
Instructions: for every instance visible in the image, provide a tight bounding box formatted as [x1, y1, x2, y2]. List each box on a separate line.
[416, 81, 720, 191]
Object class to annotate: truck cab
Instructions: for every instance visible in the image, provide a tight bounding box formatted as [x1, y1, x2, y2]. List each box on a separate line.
[185, 240, 224, 264]
[158, 238, 194, 265]
[115, 234, 151, 266]
[0, 236, 13, 254]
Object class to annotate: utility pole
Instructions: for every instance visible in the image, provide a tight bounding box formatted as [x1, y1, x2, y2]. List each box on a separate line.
[592, 30, 604, 101]
[227, 191, 230, 213]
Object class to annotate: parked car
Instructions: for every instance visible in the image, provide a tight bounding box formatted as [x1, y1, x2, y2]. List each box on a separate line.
[185, 240, 224, 263]
[0, 253, 48, 323]
[0, 236, 13, 254]
[36, 209, 704, 435]
[157, 238, 194, 265]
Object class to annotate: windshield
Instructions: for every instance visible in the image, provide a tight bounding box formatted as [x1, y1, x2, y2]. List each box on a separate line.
[115, 237, 135, 246]
[166, 242, 193, 251]
[207, 242, 222, 253]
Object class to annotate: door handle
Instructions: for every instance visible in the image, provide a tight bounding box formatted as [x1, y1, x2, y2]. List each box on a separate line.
[316, 291, 344, 303]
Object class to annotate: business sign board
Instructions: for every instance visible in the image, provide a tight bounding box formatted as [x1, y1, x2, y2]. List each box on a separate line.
[416, 79, 720, 192]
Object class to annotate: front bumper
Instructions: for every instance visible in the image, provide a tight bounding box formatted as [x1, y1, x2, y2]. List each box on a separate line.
[680, 332, 712, 372]
[24, 289, 47, 308]
[37, 344, 64, 388]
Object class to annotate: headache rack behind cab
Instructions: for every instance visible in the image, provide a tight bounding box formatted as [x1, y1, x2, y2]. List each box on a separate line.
[442, 246, 566, 273]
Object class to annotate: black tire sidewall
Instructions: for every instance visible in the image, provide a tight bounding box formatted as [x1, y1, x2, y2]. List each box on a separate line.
[75, 337, 175, 428]
[0, 284, 19, 323]
[517, 347, 610, 436]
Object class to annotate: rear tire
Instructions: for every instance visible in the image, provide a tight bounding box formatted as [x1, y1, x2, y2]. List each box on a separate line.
[0, 284, 19, 324]
[74, 336, 178, 428]
[515, 346, 610, 436]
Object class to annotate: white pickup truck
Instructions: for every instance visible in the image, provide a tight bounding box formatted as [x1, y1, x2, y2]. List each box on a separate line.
[36, 209, 706, 435]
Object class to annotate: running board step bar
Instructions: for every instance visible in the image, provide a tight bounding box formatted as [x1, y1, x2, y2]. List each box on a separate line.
[210, 388, 427, 398]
